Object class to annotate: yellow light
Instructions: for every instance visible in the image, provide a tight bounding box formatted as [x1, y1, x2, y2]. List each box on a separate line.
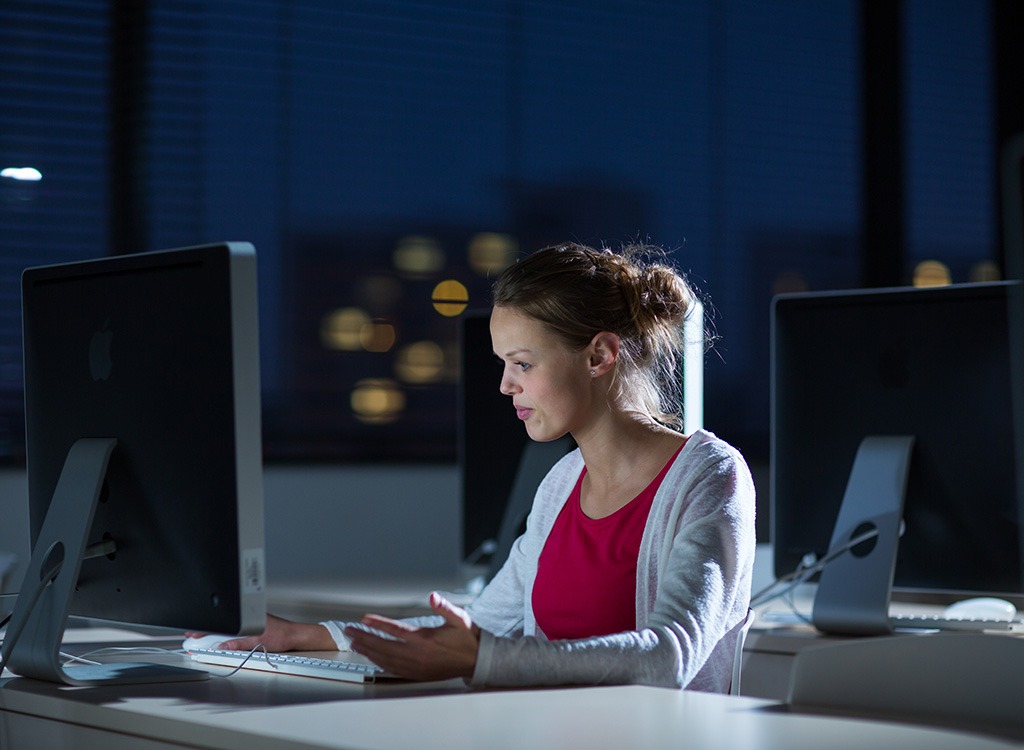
[321, 307, 370, 350]
[393, 236, 444, 276]
[431, 279, 469, 317]
[468, 232, 518, 275]
[912, 260, 951, 288]
[360, 320, 397, 352]
[395, 341, 445, 383]
[969, 260, 1001, 283]
[350, 378, 405, 424]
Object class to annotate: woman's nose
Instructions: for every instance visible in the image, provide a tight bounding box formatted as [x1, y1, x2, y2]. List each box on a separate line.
[499, 370, 518, 396]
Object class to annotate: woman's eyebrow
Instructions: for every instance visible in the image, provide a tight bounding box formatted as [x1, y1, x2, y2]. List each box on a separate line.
[495, 347, 531, 359]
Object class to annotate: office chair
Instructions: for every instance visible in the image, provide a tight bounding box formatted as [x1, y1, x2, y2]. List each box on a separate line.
[729, 608, 756, 696]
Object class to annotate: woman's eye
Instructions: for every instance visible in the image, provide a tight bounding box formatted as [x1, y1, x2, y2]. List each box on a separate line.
[516, 362, 531, 371]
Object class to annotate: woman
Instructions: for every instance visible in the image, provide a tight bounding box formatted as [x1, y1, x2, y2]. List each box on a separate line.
[216, 242, 756, 692]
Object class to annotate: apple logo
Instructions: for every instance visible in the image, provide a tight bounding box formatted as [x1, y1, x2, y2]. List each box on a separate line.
[89, 322, 114, 381]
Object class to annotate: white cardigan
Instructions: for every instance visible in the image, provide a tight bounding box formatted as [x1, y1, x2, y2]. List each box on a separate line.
[324, 429, 756, 692]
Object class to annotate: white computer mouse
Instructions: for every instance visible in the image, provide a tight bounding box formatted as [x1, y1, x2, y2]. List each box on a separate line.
[181, 634, 234, 652]
[942, 597, 1018, 621]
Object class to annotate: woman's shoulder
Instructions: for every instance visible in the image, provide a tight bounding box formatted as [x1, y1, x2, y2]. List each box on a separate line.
[661, 430, 756, 519]
[680, 429, 745, 463]
[670, 429, 752, 484]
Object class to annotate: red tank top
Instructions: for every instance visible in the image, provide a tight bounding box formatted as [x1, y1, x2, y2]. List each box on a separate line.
[532, 445, 683, 640]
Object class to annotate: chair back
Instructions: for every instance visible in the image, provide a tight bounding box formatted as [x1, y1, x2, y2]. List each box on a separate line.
[730, 608, 755, 696]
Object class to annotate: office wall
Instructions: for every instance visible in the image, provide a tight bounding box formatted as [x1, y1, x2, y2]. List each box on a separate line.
[0, 461, 776, 624]
[0, 470, 27, 604]
[260, 464, 462, 581]
[0, 464, 462, 602]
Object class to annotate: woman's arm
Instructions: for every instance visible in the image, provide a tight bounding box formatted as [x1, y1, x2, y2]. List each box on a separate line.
[209, 613, 338, 652]
[344, 592, 481, 681]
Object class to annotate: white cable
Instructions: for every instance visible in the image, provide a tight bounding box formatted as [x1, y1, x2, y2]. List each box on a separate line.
[751, 527, 881, 608]
[52, 643, 276, 679]
[196, 643, 276, 678]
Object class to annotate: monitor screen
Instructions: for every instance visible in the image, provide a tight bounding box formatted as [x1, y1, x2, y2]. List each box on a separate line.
[3, 242, 265, 685]
[771, 281, 1023, 605]
[1001, 134, 1024, 598]
[459, 309, 555, 569]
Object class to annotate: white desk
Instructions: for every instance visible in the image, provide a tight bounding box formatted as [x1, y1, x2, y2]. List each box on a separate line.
[2, 631, 1023, 750]
[741, 586, 1024, 701]
[264, 576, 474, 622]
[3, 668, 1023, 750]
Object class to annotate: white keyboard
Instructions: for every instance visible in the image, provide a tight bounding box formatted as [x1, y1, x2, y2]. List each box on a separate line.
[889, 614, 1024, 633]
[190, 648, 388, 683]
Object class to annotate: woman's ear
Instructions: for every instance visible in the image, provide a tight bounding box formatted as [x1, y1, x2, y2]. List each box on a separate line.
[588, 331, 620, 377]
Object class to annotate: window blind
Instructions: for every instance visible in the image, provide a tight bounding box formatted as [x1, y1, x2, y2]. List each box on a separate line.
[0, 0, 111, 458]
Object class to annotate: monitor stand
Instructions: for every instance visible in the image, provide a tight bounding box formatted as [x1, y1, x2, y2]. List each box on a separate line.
[812, 435, 915, 636]
[0, 438, 209, 686]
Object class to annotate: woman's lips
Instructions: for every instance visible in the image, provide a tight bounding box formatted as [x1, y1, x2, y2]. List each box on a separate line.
[515, 406, 533, 421]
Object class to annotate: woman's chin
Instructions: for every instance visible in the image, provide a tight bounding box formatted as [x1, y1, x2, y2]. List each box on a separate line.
[524, 424, 566, 444]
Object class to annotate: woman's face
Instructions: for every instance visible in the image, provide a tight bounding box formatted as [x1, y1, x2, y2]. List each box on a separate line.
[489, 306, 593, 443]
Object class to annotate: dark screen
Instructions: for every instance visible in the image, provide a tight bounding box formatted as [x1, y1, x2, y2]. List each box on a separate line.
[771, 281, 1022, 602]
[459, 309, 526, 564]
[22, 243, 264, 633]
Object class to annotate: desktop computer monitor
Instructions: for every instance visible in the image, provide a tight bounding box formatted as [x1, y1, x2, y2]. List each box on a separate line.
[771, 281, 1023, 607]
[1002, 134, 1024, 600]
[1, 242, 265, 686]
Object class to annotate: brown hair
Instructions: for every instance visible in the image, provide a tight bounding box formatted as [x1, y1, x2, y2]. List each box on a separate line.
[492, 242, 701, 430]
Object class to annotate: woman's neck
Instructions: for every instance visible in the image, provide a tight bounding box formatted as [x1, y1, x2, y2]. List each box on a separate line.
[574, 412, 686, 518]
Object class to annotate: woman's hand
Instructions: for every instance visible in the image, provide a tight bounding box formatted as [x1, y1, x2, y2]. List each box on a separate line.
[344, 592, 481, 681]
[186, 613, 336, 653]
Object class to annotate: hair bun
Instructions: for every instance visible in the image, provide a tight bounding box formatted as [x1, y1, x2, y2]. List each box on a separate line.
[610, 246, 692, 333]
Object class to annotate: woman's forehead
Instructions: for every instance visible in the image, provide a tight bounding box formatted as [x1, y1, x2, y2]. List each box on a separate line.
[490, 308, 559, 354]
